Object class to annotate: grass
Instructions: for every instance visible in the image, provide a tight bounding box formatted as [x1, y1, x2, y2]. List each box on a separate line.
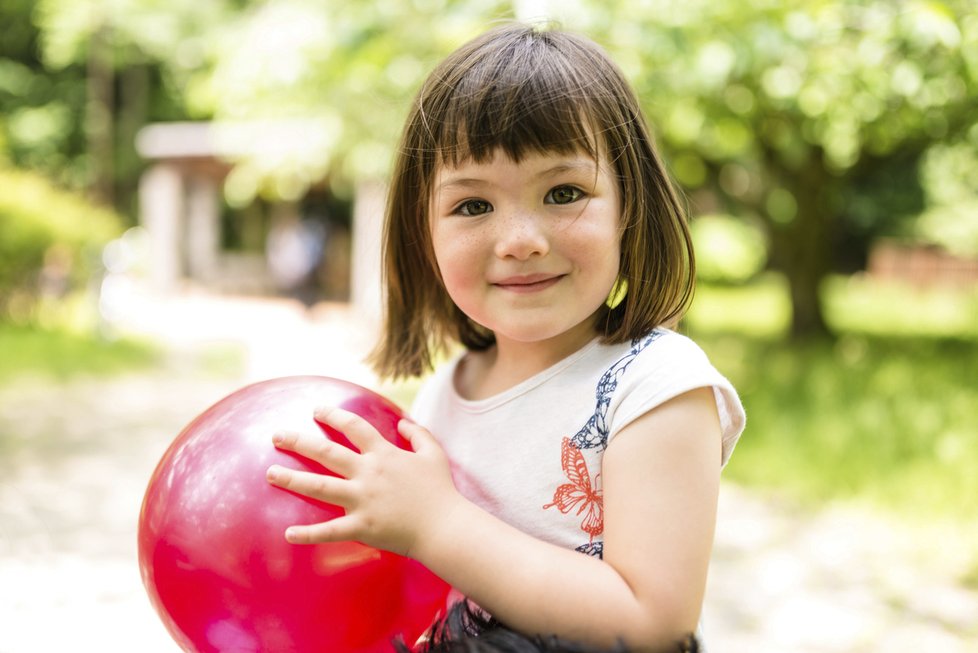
[0, 322, 161, 384]
[823, 274, 978, 339]
[686, 274, 978, 524]
[688, 272, 978, 341]
[686, 273, 792, 337]
[695, 333, 978, 521]
[697, 329, 978, 585]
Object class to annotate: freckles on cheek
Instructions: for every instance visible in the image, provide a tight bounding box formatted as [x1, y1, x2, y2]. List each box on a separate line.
[436, 231, 480, 275]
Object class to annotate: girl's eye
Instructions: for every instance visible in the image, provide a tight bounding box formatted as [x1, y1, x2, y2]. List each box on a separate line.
[546, 185, 584, 205]
[456, 199, 492, 216]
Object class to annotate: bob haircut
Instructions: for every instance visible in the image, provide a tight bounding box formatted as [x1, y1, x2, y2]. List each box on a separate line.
[370, 23, 694, 379]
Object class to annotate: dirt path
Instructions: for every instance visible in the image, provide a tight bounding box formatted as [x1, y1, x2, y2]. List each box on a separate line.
[1, 292, 975, 652]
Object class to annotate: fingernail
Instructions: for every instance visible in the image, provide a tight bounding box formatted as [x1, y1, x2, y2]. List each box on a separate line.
[285, 527, 298, 542]
[272, 432, 285, 445]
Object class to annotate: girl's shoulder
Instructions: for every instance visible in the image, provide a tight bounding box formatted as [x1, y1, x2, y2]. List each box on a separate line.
[585, 328, 708, 399]
[599, 328, 745, 465]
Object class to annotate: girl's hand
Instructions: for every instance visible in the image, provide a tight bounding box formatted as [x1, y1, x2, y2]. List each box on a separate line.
[265, 407, 460, 558]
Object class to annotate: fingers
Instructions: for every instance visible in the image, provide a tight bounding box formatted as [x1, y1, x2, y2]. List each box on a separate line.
[266, 464, 355, 506]
[314, 406, 389, 453]
[269, 408, 444, 552]
[397, 419, 438, 455]
[283, 517, 363, 545]
[272, 429, 358, 478]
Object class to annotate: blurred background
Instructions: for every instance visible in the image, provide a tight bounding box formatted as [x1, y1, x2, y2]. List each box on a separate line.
[1, 0, 976, 651]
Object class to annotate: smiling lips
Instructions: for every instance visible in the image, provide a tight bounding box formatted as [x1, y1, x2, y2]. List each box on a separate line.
[492, 273, 565, 293]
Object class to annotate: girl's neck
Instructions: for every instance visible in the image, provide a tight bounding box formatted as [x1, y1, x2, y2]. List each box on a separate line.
[455, 320, 598, 401]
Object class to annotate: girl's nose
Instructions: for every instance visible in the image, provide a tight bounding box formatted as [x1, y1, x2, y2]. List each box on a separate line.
[493, 213, 550, 260]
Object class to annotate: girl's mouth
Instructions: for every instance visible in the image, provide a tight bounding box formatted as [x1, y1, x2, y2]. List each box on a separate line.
[492, 274, 564, 293]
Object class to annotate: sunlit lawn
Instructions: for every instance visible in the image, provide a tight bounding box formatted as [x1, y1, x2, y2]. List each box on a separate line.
[0, 322, 160, 383]
[702, 334, 977, 515]
[689, 271, 978, 340]
[688, 274, 978, 526]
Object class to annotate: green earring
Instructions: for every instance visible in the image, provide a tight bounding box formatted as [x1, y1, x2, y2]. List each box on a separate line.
[605, 277, 628, 309]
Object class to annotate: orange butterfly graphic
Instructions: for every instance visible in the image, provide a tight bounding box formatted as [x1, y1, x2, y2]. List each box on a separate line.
[543, 437, 604, 541]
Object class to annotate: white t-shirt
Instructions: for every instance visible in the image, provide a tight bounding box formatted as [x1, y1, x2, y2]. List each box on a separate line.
[411, 328, 746, 557]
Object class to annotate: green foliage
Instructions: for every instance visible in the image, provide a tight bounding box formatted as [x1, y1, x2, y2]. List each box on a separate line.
[181, 0, 512, 201]
[0, 322, 158, 383]
[585, 0, 978, 335]
[0, 167, 122, 317]
[915, 136, 978, 257]
[33, 0, 238, 69]
[5, 0, 977, 338]
[700, 333, 978, 522]
[0, 0, 89, 186]
[596, 0, 978, 175]
[690, 214, 768, 284]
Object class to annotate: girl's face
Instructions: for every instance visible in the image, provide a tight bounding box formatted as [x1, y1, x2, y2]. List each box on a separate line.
[429, 147, 622, 352]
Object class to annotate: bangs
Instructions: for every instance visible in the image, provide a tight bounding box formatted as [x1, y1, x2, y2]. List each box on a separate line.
[426, 30, 606, 167]
[376, 23, 694, 379]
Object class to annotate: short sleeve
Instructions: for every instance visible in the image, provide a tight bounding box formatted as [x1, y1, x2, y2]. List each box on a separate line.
[606, 331, 746, 467]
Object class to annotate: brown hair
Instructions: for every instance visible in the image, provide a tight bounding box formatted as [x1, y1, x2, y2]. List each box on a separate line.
[370, 23, 694, 379]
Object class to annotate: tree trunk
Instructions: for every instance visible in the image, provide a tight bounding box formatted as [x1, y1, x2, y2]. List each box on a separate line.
[86, 25, 114, 208]
[785, 229, 830, 339]
[117, 64, 149, 218]
[770, 160, 833, 340]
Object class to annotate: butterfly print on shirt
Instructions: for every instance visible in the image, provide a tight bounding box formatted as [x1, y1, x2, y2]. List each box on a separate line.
[543, 437, 603, 542]
[547, 329, 665, 555]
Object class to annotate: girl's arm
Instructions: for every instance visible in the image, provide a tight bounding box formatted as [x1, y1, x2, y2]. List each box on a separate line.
[266, 386, 721, 652]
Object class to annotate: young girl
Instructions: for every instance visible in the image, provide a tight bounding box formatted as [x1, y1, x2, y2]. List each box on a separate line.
[265, 23, 745, 652]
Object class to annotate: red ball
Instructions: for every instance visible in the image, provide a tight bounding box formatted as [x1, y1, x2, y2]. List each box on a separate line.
[138, 376, 449, 653]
